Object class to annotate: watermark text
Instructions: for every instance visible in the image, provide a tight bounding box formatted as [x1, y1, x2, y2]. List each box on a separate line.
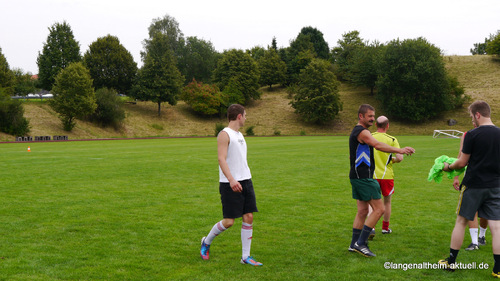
[384, 262, 489, 271]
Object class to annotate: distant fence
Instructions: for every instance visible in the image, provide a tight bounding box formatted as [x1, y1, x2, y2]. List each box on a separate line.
[16, 135, 68, 142]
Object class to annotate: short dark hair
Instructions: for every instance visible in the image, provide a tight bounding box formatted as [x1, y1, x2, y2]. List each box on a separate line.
[227, 104, 245, 121]
[358, 104, 375, 117]
[469, 100, 491, 118]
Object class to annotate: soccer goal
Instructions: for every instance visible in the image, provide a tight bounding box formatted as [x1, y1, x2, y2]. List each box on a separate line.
[432, 129, 464, 139]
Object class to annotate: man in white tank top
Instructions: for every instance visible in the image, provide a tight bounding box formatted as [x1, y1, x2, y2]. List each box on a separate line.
[200, 104, 262, 266]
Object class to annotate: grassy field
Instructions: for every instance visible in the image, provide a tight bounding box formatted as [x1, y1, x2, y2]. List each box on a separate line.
[0, 136, 495, 280]
[1, 55, 499, 141]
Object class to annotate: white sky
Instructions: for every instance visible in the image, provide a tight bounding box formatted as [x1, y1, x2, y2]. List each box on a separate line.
[1, 0, 499, 74]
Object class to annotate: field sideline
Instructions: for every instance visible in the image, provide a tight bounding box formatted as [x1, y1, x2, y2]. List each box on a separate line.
[0, 136, 493, 280]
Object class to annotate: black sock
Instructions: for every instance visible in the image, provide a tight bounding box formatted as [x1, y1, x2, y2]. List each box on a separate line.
[351, 228, 361, 248]
[356, 225, 373, 246]
[449, 248, 459, 264]
[494, 254, 500, 273]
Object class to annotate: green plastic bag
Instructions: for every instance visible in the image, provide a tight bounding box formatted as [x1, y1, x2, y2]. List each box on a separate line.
[427, 155, 466, 183]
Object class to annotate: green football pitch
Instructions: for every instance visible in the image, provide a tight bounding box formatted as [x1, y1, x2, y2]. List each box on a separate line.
[0, 136, 493, 280]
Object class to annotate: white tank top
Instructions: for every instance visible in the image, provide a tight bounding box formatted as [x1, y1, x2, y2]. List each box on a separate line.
[219, 127, 252, 182]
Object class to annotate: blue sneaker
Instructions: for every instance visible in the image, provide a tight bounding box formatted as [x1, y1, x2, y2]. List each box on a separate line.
[200, 237, 210, 260]
[240, 256, 263, 266]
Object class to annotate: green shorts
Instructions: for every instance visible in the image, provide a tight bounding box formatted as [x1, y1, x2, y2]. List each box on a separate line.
[350, 178, 381, 201]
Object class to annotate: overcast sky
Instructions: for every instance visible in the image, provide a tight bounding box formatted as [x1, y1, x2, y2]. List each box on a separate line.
[1, 0, 499, 74]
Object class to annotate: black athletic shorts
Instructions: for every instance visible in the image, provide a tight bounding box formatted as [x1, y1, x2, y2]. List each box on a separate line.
[219, 179, 258, 219]
[457, 186, 500, 221]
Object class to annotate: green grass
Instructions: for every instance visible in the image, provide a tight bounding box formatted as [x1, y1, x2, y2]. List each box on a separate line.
[0, 136, 494, 280]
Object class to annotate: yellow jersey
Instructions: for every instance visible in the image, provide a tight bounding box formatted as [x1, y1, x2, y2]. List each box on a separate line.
[372, 132, 400, 179]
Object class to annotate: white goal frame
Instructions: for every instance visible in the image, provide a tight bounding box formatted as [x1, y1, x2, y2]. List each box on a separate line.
[432, 129, 464, 139]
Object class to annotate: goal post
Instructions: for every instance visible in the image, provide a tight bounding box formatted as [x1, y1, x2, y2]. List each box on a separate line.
[432, 129, 464, 139]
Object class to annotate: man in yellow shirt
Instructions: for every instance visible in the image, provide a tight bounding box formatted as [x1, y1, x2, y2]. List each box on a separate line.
[372, 116, 403, 234]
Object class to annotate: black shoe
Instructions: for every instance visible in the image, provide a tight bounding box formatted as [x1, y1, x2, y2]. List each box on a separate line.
[438, 257, 455, 272]
[465, 243, 479, 251]
[478, 236, 486, 246]
[368, 229, 375, 240]
[353, 242, 376, 257]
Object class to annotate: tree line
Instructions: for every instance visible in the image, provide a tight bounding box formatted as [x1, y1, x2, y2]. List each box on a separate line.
[1, 14, 497, 135]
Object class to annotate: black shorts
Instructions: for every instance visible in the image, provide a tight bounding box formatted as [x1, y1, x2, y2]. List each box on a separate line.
[219, 179, 258, 219]
[457, 186, 500, 221]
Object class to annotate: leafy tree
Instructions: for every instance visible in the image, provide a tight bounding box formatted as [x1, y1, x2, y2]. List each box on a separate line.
[258, 48, 287, 88]
[290, 59, 342, 124]
[297, 26, 330, 60]
[37, 21, 81, 91]
[348, 42, 384, 95]
[486, 31, 500, 56]
[12, 69, 37, 96]
[89, 88, 125, 128]
[50, 62, 96, 131]
[143, 14, 186, 76]
[0, 94, 30, 136]
[247, 46, 266, 60]
[213, 49, 260, 103]
[470, 41, 489, 55]
[181, 79, 224, 116]
[179, 36, 220, 84]
[376, 37, 467, 122]
[83, 35, 137, 95]
[132, 33, 184, 117]
[332, 30, 365, 81]
[221, 78, 245, 105]
[0, 47, 15, 96]
[284, 32, 316, 85]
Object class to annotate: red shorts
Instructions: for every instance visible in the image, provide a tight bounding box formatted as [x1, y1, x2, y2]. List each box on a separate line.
[376, 179, 394, 197]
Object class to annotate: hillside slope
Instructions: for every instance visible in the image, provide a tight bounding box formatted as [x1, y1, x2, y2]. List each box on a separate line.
[1, 55, 499, 141]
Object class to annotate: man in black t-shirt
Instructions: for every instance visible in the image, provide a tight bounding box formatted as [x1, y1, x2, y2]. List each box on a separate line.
[439, 101, 500, 277]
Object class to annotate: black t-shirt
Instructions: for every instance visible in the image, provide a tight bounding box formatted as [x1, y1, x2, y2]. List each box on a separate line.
[349, 125, 375, 179]
[462, 125, 500, 188]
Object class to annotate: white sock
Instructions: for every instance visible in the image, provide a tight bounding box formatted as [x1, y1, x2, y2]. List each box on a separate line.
[241, 222, 253, 259]
[480, 226, 487, 238]
[470, 228, 478, 245]
[205, 220, 226, 245]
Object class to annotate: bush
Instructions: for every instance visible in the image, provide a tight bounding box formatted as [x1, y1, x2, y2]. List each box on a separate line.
[448, 76, 470, 108]
[245, 126, 255, 136]
[486, 31, 500, 55]
[150, 123, 164, 131]
[181, 79, 224, 116]
[214, 123, 225, 136]
[0, 95, 30, 136]
[89, 88, 125, 129]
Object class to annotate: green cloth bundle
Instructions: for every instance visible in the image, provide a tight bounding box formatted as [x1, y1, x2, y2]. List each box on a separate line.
[427, 155, 466, 183]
